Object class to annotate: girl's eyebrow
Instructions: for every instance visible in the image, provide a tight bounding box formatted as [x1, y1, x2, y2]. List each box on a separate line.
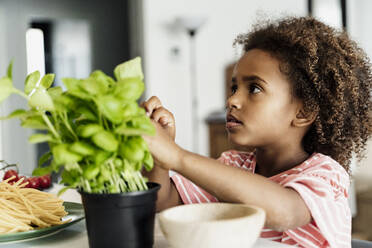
[242, 75, 267, 84]
[231, 75, 267, 84]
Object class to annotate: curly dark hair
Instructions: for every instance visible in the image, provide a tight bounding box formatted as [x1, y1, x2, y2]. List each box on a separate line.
[234, 16, 372, 173]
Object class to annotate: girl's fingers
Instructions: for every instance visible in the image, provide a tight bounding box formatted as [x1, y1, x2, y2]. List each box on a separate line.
[141, 96, 176, 140]
[159, 116, 172, 126]
[151, 107, 174, 125]
[142, 96, 162, 116]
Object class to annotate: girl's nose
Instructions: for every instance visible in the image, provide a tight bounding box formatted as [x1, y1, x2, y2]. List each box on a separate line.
[226, 94, 241, 110]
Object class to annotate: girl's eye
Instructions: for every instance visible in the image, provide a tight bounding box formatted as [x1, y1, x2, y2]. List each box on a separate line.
[249, 84, 262, 94]
[231, 84, 237, 94]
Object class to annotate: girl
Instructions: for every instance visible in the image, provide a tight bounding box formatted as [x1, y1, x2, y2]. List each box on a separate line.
[142, 16, 372, 247]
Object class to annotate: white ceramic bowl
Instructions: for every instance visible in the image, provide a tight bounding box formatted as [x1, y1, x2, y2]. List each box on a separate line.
[158, 202, 266, 248]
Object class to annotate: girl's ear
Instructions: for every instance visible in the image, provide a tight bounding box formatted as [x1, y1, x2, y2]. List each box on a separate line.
[292, 105, 318, 128]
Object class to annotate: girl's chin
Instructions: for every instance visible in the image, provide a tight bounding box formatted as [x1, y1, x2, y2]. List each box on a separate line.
[227, 135, 249, 147]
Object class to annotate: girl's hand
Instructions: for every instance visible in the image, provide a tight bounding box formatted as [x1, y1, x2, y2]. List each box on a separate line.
[143, 120, 183, 171]
[141, 96, 176, 140]
[141, 96, 181, 170]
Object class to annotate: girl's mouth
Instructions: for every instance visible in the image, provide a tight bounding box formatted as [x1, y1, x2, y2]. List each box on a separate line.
[226, 114, 243, 129]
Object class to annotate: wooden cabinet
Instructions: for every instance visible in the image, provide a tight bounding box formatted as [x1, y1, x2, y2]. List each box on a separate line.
[207, 116, 230, 159]
[352, 188, 372, 240]
[206, 113, 247, 158]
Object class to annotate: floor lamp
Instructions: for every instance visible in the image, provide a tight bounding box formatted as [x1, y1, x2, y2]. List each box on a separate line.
[177, 17, 206, 153]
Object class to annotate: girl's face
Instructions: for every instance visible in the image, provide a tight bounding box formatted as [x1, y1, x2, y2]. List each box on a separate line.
[226, 49, 300, 148]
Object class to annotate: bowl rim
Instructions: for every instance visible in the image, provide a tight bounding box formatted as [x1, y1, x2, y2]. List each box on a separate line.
[158, 202, 266, 225]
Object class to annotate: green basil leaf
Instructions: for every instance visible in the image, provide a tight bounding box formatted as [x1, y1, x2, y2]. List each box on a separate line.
[114, 126, 145, 136]
[97, 95, 124, 124]
[115, 116, 155, 136]
[0, 109, 27, 120]
[76, 106, 97, 121]
[0, 77, 14, 103]
[53, 94, 77, 112]
[21, 116, 48, 130]
[77, 124, 103, 138]
[28, 133, 53, 143]
[38, 151, 52, 167]
[40, 74, 55, 89]
[114, 77, 144, 101]
[48, 86, 63, 99]
[83, 164, 100, 180]
[57, 186, 75, 196]
[61, 77, 79, 91]
[91, 130, 118, 152]
[70, 141, 96, 156]
[143, 151, 154, 171]
[131, 136, 148, 150]
[24, 71, 40, 95]
[134, 116, 156, 135]
[29, 88, 55, 111]
[63, 162, 82, 173]
[119, 138, 144, 162]
[60, 170, 79, 187]
[93, 151, 111, 166]
[32, 165, 54, 176]
[90, 70, 115, 87]
[113, 158, 123, 168]
[114, 57, 144, 81]
[7, 60, 13, 80]
[80, 77, 108, 96]
[62, 78, 91, 100]
[122, 102, 139, 118]
[52, 144, 82, 165]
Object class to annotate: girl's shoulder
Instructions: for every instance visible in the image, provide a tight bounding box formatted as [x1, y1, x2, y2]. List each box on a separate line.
[297, 153, 349, 177]
[278, 153, 350, 199]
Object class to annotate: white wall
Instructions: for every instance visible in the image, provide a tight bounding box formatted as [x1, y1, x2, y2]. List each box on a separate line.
[348, 0, 372, 58]
[347, 0, 372, 192]
[0, 1, 35, 175]
[0, 7, 6, 161]
[142, 0, 307, 155]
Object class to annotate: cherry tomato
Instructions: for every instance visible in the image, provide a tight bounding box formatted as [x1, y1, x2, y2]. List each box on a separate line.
[3, 170, 19, 182]
[18, 176, 30, 188]
[39, 174, 51, 189]
[28, 177, 40, 189]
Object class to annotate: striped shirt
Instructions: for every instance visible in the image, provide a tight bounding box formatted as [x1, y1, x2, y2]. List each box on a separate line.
[171, 150, 351, 248]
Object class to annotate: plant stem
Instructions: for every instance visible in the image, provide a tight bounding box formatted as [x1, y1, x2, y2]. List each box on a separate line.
[133, 171, 147, 191]
[109, 161, 120, 193]
[42, 114, 60, 140]
[14, 89, 29, 100]
[52, 112, 61, 135]
[62, 111, 78, 141]
[84, 179, 91, 193]
[103, 117, 109, 130]
[137, 171, 148, 190]
[93, 99, 103, 127]
[119, 178, 127, 192]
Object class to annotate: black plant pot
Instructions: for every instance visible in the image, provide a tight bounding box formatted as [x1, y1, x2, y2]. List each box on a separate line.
[80, 182, 161, 248]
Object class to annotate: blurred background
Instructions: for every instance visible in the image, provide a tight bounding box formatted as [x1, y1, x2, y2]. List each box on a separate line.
[0, 0, 371, 241]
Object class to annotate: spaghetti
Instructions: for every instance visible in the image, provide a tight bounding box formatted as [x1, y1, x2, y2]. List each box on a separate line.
[0, 176, 70, 234]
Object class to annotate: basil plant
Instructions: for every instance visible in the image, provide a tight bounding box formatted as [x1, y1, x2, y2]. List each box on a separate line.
[0, 58, 155, 194]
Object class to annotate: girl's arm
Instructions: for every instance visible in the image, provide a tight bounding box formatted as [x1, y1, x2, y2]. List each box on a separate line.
[144, 121, 312, 231]
[141, 96, 182, 212]
[176, 150, 311, 231]
[142, 166, 182, 212]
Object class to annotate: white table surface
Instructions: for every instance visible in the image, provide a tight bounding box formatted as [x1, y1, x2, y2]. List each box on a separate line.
[0, 184, 291, 248]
